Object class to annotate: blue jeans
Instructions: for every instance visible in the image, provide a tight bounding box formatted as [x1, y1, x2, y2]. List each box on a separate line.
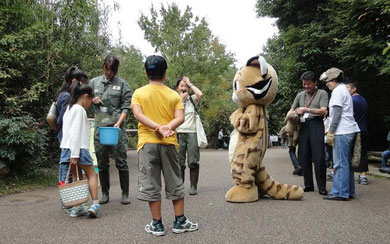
[324, 144, 333, 168]
[381, 150, 390, 168]
[59, 162, 72, 183]
[288, 146, 301, 169]
[330, 133, 356, 198]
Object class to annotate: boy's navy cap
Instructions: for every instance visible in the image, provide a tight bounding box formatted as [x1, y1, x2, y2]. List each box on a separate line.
[144, 55, 167, 74]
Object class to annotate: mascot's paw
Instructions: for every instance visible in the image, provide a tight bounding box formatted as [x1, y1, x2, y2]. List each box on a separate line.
[225, 185, 258, 203]
[289, 186, 304, 200]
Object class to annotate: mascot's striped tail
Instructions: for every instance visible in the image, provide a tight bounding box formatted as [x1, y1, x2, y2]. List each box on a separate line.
[256, 166, 304, 200]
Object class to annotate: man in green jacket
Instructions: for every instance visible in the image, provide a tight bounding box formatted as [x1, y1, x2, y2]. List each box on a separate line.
[90, 56, 133, 204]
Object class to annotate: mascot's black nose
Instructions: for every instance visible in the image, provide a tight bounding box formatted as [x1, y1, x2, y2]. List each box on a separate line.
[246, 78, 272, 100]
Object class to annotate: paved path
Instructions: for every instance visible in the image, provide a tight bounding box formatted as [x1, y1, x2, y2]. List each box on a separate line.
[1, 148, 390, 243]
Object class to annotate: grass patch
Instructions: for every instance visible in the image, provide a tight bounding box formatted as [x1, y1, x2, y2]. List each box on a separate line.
[0, 169, 57, 196]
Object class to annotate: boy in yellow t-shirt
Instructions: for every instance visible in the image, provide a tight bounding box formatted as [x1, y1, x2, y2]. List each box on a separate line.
[131, 55, 199, 236]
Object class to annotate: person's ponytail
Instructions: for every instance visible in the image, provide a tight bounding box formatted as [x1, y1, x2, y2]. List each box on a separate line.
[69, 81, 82, 109]
[58, 66, 78, 94]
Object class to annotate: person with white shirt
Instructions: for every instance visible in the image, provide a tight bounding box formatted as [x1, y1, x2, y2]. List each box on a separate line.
[60, 82, 101, 217]
[320, 68, 360, 201]
[176, 76, 203, 195]
[218, 129, 224, 149]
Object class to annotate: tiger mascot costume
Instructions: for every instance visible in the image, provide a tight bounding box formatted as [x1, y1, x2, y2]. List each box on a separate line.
[225, 56, 304, 202]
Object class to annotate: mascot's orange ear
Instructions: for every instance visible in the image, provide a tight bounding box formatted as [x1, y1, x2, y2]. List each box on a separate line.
[246, 56, 268, 79]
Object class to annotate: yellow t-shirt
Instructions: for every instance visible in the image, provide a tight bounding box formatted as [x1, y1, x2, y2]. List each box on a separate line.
[131, 83, 184, 151]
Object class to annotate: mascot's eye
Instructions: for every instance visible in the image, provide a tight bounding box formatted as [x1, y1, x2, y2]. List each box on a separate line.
[234, 80, 238, 90]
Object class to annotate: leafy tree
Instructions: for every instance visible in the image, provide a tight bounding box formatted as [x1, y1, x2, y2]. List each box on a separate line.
[138, 3, 236, 146]
[0, 0, 110, 176]
[257, 0, 390, 149]
[112, 45, 148, 90]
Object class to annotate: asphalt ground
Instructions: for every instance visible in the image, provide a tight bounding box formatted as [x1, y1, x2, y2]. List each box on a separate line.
[1, 148, 390, 243]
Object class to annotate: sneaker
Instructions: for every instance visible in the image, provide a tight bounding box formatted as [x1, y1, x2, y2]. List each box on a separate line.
[326, 171, 334, 181]
[60, 199, 72, 214]
[69, 205, 89, 218]
[379, 167, 390, 174]
[358, 176, 368, 185]
[145, 221, 165, 236]
[88, 203, 101, 218]
[173, 216, 198, 234]
[63, 205, 72, 214]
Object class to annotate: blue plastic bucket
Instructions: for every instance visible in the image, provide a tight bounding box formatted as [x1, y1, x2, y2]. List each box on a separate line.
[99, 127, 120, 145]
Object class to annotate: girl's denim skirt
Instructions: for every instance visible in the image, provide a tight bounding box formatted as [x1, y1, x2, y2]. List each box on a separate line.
[60, 148, 93, 165]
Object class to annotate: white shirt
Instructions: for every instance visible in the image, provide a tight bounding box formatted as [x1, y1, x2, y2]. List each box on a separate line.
[329, 84, 360, 135]
[218, 130, 224, 140]
[177, 95, 197, 133]
[60, 104, 90, 158]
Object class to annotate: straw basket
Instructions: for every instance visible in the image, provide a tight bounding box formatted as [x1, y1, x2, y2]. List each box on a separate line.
[59, 165, 89, 207]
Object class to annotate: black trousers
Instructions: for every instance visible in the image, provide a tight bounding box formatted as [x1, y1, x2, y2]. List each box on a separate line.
[353, 134, 369, 172]
[298, 119, 326, 191]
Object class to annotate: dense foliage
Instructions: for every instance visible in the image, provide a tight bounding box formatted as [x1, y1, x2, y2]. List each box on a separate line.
[0, 0, 109, 176]
[0, 1, 237, 177]
[256, 0, 390, 149]
[2, 0, 389, 178]
[0, 115, 48, 176]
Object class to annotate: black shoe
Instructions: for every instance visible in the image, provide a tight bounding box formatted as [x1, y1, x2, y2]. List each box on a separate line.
[303, 187, 314, 192]
[292, 166, 303, 175]
[323, 195, 348, 201]
[319, 189, 328, 196]
[379, 167, 390, 173]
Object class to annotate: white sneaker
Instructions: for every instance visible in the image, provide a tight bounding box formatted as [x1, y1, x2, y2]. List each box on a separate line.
[172, 217, 198, 234]
[88, 203, 101, 218]
[145, 221, 165, 236]
[69, 205, 89, 218]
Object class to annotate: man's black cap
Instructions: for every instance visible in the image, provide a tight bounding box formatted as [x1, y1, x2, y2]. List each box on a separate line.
[144, 55, 167, 74]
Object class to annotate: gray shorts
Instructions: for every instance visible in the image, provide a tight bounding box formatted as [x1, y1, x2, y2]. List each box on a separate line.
[137, 143, 185, 201]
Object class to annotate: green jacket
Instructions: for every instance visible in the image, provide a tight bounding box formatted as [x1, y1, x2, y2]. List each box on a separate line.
[90, 75, 133, 128]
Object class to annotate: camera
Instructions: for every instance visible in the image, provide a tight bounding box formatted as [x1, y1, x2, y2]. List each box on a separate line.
[181, 90, 186, 94]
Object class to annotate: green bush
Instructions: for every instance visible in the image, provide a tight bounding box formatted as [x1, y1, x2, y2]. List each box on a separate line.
[0, 114, 48, 177]
[127, 134, 138, 150]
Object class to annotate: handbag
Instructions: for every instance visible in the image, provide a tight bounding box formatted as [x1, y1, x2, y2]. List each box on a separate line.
[46, 102, 59, 130]
[351, 132, 361, 169]
[59, 164, 89, 207]
[189, 96, 208, 149]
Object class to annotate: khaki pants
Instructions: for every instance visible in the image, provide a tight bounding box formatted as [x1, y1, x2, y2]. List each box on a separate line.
[137, 144, 185, 201]
[178, 133, 200, 169]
